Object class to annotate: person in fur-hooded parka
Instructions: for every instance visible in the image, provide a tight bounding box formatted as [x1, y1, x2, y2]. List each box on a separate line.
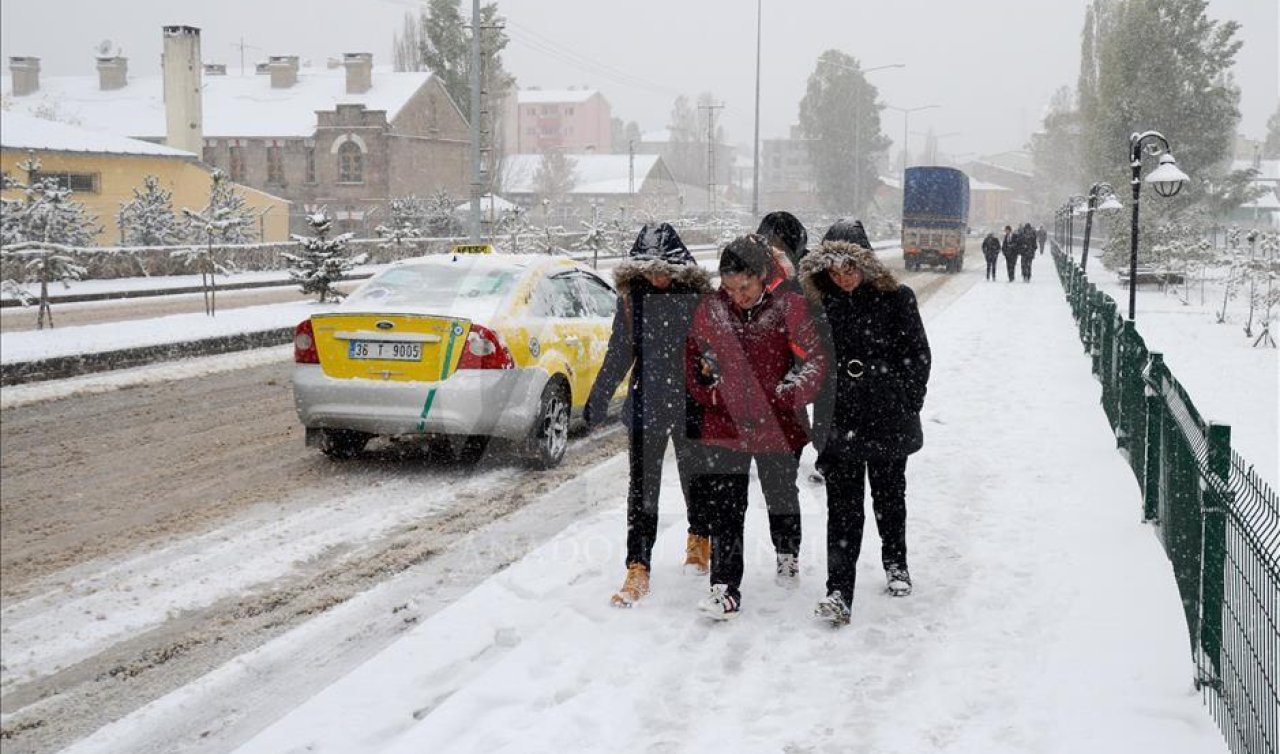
[585, 222, 715, 606]
[800, 239, 931, 623]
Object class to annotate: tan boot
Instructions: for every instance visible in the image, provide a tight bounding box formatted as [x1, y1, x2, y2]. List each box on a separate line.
[684, 534, 711, 574]
[610, 563, 650, 607]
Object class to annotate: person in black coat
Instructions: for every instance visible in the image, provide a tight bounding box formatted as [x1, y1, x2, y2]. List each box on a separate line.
[1000, 225, 1018, 282]
[1018, 223, 1037, 282]
[1036, 225, 1048, 256]
[800, 237, 932, 626]
[981, 232, 1001, 281]
[585, 222, 715, 607]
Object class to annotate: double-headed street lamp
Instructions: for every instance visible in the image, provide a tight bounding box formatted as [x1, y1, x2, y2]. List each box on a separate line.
[1127, 130, 1190, 320]
[1078, 182, 1122, 273]
[887, 104, 940, 169]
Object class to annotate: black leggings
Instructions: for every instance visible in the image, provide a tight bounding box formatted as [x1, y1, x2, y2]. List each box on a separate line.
[1004, 254, 1018, 281]
[625, 425, 709, 569]
[695, 445, 802, 598]
[823, 457, 909, 603]
[984, 253, 999, 280]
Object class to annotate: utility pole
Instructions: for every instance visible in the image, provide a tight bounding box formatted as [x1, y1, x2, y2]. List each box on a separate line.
[699, 101, 724, 216]
[751, 0, 762, 217]
[468, 0, 482, 243]
[231, 38, 261, 76]
[628, 139, 635, 197]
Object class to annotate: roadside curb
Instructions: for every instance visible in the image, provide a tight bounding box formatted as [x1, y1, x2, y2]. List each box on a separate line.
[1, 329, 292, 386]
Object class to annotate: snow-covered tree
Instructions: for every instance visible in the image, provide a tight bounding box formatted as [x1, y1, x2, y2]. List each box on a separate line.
[532, 150, 577, 210]
[118, 175, 183, 247]
[175, 206, 247, 316]
[423, 188, 462, 237]
[799, 51, 892, 216]
[577, 214, 612, 266]
[376, 195, 428, 246]
[1, 156, 101, 247]
[0, 241, 87, 329]
[283, 210, 367, 303]
[497, 205, 533, 254]
[188, 169, 257, 245]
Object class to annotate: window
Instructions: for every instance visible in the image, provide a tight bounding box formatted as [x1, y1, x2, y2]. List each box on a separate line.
[229, 145, 246, 182]
[266, 144, 285, 184]
[304, 146, 316, 183]
[30, 171, 99, 193]
[532, 274, 589, 318]
[574, 272, 617, 318]
[337, 141, 363, 183]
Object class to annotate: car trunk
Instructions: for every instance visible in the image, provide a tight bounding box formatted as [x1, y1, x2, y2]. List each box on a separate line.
[309, 312, 470, 382]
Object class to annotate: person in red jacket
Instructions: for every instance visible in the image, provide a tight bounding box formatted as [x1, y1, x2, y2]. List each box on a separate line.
[684, 235, 828, 619]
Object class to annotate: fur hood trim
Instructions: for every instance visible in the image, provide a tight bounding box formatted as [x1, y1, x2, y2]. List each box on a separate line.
[613, 258, 713, 297]
[798, 241, 899, 302]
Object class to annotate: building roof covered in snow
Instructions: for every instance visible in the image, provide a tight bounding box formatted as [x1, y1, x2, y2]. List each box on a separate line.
[0, 111, 196, 157]
[517, 88, 601, 105]
[500, 153, 674, 195]
[1232, 159, 1280, 182]
[1, 67, 438, 139]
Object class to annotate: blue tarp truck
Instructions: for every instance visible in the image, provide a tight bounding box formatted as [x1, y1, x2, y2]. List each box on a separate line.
[901, 166, 970, 272]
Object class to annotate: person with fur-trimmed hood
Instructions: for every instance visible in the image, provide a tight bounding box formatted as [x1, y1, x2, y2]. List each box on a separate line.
[755, 210, 809, 292]
[585, 222, 715, 607]
[800, 223, 932, 626]
[684, 234, 829, 620]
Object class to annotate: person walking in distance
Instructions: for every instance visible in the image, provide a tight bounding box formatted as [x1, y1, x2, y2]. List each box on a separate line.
[1019, 223, 1037, 282]
[981, 231, 1001, 281]
[1036, 224, 1048, 256]
[585, 223, 715, 607]
[801, 236, 932, 626]
[1000, 225, 1018, 282]
[684, 235, 828, 619]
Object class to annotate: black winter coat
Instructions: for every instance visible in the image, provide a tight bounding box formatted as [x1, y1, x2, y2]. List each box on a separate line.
[982, 234, 1001, 257]
[812, 284, 931, 461]
[585, 276, 708, 435]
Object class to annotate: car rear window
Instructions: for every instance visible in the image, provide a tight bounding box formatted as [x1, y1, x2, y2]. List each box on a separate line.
[347, 264, 517, 306]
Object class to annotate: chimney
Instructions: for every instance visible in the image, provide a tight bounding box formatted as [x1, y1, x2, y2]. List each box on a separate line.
[254, 62, 270, 75]
[8, 57, 40, 96]
[342, 52, 372, 94]
[203, 63, 227, 76]
[162, 25, 203, 155]
[96, 56, 128, 90]
[268, 55, 298, 88]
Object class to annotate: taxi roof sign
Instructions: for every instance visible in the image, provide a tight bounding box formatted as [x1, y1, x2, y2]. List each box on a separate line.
[451, 243, 494, 255]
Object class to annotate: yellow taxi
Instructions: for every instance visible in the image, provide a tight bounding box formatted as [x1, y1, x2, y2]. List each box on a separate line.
[291, 252, 619, 467]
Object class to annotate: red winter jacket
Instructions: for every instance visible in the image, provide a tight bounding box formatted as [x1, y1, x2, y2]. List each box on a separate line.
[684, 287, 828, 454]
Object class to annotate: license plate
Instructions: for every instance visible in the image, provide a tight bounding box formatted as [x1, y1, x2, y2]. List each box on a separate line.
[348, 340, 423, 361]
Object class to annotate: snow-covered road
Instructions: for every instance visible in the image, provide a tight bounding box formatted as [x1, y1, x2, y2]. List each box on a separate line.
[31, 261, 1227, 754]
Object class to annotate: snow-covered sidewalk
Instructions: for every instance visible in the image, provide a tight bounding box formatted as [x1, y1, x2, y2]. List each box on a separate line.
[64, 270, 1228, 754]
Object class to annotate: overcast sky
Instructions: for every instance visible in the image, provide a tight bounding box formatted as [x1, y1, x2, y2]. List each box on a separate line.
[2, 0, 1275, 160]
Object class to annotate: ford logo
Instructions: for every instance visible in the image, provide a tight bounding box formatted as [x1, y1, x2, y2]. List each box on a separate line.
[375, 320, 395, 330]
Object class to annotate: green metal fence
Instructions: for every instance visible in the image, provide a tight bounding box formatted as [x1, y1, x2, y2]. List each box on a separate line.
[1053, 245, 1278, 754]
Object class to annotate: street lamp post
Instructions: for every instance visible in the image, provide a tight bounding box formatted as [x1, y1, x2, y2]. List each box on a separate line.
[851, 63, 904, 216]
[1127, 130, 1190, 320]
[751, 0, 761, 216]
[887, 104, 939, 171]
[1064, 195, 1085, 261]
[1078, 182, 1121, 273]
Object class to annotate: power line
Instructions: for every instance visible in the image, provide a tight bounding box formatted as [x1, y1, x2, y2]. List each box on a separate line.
[504, 21, 682, 97]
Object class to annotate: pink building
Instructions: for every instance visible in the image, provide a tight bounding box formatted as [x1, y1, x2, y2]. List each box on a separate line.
[503, 88, 612, 155]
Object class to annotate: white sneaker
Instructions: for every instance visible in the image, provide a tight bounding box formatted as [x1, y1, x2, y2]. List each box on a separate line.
[814, 591, 852, 627]
[697, 584, 741, 621]
[775, 553, 800, 589]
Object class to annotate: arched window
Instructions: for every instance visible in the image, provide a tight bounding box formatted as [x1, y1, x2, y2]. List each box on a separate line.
[337, 140, 363, 183]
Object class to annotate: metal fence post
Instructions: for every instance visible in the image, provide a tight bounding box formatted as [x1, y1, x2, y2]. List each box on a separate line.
[1198, 422, 1231, 686]
[1142, 353, 1165, 522]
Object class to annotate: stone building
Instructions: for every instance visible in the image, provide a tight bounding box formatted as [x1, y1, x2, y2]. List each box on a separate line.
[503, 88, 612, 155]
[2, 27, 471, 235]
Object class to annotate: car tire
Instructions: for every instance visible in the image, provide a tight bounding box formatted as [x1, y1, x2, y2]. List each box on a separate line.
[526, 379, 570, 469]
[319, 428, 371, 460]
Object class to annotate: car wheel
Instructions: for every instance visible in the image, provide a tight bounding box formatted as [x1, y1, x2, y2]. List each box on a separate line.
[526, 380, 570, 469]
[319, 428, 371, 460]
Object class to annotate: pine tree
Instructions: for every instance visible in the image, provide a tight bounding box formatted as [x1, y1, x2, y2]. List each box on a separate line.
[798, 51, 892, 216]
[1264, 103, 1280, 160]
[188, 169, 257, 245]
[282, 210, 368, 303]
[423, 188, 462, 237]
[376, 195, 428, 246]
[118, 175, 183, 246]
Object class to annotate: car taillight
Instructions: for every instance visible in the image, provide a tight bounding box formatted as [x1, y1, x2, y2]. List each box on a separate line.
[457, 324, 515, 370]
[294, 319, 319, 364]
